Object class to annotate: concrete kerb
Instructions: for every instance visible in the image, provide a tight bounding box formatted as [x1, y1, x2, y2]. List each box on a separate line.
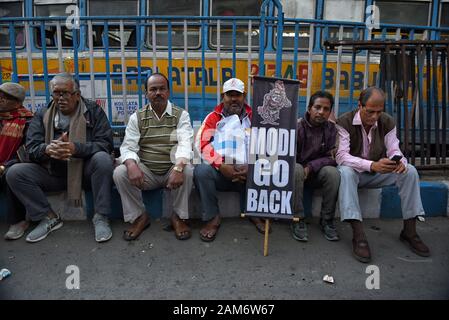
[1, 182, 448, 221]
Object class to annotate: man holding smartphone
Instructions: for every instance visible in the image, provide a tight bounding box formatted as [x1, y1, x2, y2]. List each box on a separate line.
[336, 87, 430, 263]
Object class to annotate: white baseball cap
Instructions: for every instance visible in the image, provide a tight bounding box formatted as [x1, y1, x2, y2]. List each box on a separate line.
[222, 78, 245, 94]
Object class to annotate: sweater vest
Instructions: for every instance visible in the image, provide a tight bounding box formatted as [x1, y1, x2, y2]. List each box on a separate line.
[337, 110, 395, 161]
[137, 104, 183, 175]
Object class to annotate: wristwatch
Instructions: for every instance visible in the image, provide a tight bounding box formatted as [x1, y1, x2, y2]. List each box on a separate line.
[173, 165, 184, 173]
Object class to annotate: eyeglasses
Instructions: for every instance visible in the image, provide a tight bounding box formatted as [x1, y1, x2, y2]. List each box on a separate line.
[51, 91, 78, 99]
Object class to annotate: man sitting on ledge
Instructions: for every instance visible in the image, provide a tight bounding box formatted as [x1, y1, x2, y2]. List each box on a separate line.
[336, 86, 430, 263]
[194, 78, 267, 241]
[7, 73, 114, 243]
[113, 73, 194, 241]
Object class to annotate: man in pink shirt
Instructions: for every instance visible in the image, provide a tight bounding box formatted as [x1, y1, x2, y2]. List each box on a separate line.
[336, 87, 430, 263]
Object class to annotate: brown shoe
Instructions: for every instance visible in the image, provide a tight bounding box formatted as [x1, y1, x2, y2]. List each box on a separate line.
[400, 231, 430, 257]
[352, 238, 371, 263]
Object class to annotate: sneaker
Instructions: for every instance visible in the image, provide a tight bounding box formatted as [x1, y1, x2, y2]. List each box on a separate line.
[321, 219, 340, 241]
[26, 215, 63, 243]
[291, 220, 308, 242]
[92, 213, 112, 243]
[4, 220, 30, 240]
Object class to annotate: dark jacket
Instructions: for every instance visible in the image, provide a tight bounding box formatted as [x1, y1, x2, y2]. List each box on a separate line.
[26, 98, 113, 173]
[296, 112, 337, 173]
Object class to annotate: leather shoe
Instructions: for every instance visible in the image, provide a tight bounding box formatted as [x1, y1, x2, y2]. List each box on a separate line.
[352, 238, 371, 263]
[400, 231, 430, 257]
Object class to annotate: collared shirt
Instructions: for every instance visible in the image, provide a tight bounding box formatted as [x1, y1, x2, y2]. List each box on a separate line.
[336, 110, 407, 173]
[119, 101, 193, 164]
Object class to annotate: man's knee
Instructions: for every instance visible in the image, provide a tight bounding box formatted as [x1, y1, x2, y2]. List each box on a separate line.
[338, 165, 357, 179]
[5, 163, 31, 186]
[90, 151, 113, 172]
[194, 163, 215, 181]
[319, 166, 340, 186]
[113, 164, 128, 184]
[405, 164, 419, 179]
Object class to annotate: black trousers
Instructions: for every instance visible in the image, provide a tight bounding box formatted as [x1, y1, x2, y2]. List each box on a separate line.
[6, 151, 113, 221]
[1, 166, 26, 224]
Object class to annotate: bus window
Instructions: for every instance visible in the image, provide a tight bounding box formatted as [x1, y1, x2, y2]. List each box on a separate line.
[0, 0, 24, 48]
[375, 0, 430, 26]
[323, 0, 365, 22]
[322, 0, 365, 45]
[146, 0, 201, 49]
[274, 0, 315, 50]
[88, 0, 138, 48]
[440, 0, 449, 40]
[209, 0, 263, 50]
[372, 0, 431, 40]
[34, 0, 78, 48]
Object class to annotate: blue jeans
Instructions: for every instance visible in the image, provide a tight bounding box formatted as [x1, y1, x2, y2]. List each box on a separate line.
[193, 163, 245, 221]
[338, 164, 425, 221]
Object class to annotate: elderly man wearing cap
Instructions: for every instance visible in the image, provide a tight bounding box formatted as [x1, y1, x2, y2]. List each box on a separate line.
[0, 82, 33, 240]
[113, 73, 194, 241]
[194, 78, 266, 241]
[6, 72, 114, 243]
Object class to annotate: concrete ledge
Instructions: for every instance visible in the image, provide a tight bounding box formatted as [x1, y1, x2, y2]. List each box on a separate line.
[1, 182, 448, 221]
[380, 182, 449, 218]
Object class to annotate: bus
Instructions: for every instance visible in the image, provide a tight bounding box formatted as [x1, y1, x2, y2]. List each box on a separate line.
[1, 0, 448, 163]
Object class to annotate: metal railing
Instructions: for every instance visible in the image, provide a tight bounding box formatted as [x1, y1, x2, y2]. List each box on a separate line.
[1, 0, 449, 167]
[325, 39, 449, 168]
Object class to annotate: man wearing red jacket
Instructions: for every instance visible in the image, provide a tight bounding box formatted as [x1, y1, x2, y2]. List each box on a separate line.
[0, 82, 33, 240]
[194, 78, 265, 241]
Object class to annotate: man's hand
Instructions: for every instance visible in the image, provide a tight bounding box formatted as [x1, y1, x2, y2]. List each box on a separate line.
[167, 169, 184, 190]
[45, 142, 73, 160]
[232, 164, 248, 183]
[219, 164, 237, 180]
[44, 132, 75, 161]
[370, 158, 398, 174]
[125, 160, 145, 189]
[393, 161, 407, 174]
[304, 166, 311, 180]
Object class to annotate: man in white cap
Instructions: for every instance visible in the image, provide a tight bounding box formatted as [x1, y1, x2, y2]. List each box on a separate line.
[194, 78, 266, 241]
[0, 82, 33, 240]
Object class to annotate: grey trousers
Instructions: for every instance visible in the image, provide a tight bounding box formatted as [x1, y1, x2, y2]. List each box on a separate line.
[193, 163, 245, 221]
[338, 164, 425, 221]
[113, 163, 193, 223]
[293, 163, 340, 220]
[6, 151, 113, 221]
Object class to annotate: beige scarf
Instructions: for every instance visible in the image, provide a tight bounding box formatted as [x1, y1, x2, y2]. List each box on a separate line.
[43, 99, 86, 206]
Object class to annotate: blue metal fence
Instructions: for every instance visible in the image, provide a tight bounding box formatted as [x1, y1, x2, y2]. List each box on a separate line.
[0, 0, 448, 167]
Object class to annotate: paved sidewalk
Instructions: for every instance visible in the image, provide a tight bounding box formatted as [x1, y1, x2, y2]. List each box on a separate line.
[1, 217, 448, 300]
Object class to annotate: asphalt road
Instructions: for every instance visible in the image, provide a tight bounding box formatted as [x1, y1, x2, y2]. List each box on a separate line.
[1, 217, 448, 300]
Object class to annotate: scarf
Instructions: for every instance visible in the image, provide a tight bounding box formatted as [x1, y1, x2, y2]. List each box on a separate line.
[43, 100, 86, 207]
[0, 106, 33, 165]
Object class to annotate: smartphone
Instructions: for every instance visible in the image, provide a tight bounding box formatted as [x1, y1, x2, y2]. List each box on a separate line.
[390, 155, 402, 163]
